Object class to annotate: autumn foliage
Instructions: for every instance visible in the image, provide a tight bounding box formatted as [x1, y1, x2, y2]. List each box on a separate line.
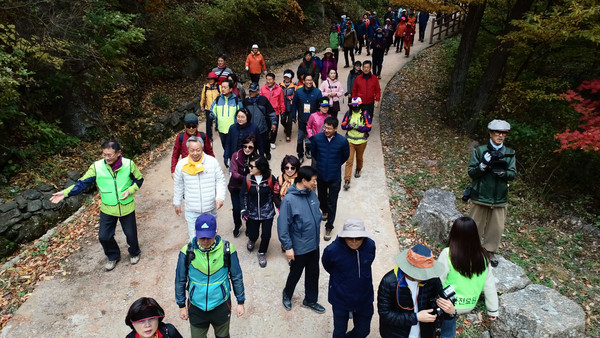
[555, 79, 600, 153]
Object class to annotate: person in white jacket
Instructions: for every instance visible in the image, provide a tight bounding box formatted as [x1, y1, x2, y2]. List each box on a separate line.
[437, 216, 499, 338]
[173, 136, 226, 241]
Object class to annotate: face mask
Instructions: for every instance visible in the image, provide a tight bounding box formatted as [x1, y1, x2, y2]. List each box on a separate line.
[377, 34, 383, 38]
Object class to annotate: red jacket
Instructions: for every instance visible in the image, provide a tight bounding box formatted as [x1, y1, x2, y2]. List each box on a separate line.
[170, 131, 214, 173]
[352, 73, 381, 104]
[260, 83, 285, 115]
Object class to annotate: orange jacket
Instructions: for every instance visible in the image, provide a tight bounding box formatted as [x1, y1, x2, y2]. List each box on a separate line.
[245, 52, 266, 74]
[395, 22, 406, 37]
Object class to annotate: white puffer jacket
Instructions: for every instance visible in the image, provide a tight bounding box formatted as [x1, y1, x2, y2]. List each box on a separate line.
[173, 155, 226, 212]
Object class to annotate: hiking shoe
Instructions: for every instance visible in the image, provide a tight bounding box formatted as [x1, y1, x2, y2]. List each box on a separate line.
[270, 143, 276, 149]
[282, 291, 292, 311]
[105, 258, 120, 271]
[266, 152, 272, 160]
[305, 151, 312, 159]
[247, 240, 255, 252]
[354, 169, 361, 178]
[324, 229, 332, 241]
[233, 227, 241, 238]
[130, 255, 140, 265]
[258, 253, 267, 268]
[302, 300, 325, 314]
[321, 213, 328, 221]
[298, 156, 304, 164]
[489, 253, 499, 267]
[343, 179, 350, 190]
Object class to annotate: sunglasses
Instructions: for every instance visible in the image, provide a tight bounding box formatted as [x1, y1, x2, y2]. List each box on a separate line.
[185, 124, 198, 129]
[285, 166, 296, 170]
[248, 164, 256, 169]
[243, 145, 254, 150]
[346, 237, 364, 242]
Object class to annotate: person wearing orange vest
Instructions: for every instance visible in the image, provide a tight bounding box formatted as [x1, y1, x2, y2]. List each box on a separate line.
[245, 44, 267, 84]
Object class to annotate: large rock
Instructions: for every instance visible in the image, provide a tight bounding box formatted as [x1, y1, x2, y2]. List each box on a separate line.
[15, 196, 28, 210]
[27, 200, 43, 213]
[23, 189, 42, 200]
[492, 284, 585, 337]
[0, 201, 17, 213]
[0, 236, 17, 258]
[412, 189, 462, 243]
[492, 255, 531, 294]
[0, 208, 22, 233]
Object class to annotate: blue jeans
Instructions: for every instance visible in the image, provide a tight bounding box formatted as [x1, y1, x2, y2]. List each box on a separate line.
[332, 304, 373, 338]
[440, 317, 457, 338]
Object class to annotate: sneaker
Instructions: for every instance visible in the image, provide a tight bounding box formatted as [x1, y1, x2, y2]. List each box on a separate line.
[298, 156, 304, 164]
[321, 212, 328, 221]
[105, 258, 120, 271]
[270, 143, 276, 149]
[302, 300, 325, 314]
[354, 169, 361, 178]
[266, 152, 272, 161]
[130, 256, 140, 265]
[247, 240, 255, 252]
[258, 253, 267, 268]
[344, 65, 350, 68]
[306, 151, 312, 160]
[286, 137, 291, 143]
[282, 291, 292, 311]
[489, 252, 499, 267]
[233, 227, 241, 238]
[324, 229, 332, 241]
[343, 179, 350, 190]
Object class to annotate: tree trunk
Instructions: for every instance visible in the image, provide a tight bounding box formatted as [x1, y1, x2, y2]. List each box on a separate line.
[445, 1, 487, 120]
[467, 0, 535, 127]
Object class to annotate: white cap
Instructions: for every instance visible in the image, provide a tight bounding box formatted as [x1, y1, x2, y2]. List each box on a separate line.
[309, 46, 316, 52]
[487, 119, 511, 131]
[283, 72, 293, 78]
[252, 44, 259, 49]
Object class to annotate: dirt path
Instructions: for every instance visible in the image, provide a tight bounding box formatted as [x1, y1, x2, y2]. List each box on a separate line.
[2, 32, 435, 337]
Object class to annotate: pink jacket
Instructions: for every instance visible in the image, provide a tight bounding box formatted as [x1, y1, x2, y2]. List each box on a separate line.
[307, 111, 328, 138]
[319, 78, 344, 105]
[260, 83, 285, 115]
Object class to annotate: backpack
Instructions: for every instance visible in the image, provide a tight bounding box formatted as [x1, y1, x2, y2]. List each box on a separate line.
[178, 131, 207, 147]
[185, 240, 231, 273]
[246, 176, 274, 193]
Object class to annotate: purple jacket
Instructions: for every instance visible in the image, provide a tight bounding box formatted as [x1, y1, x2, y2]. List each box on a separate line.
[321, 57, 338, 80]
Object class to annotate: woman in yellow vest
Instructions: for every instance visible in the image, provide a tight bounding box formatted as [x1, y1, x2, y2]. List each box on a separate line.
[50, 141, 144, 271]
[340, 97, 372, 190]
[437, 216, 499, 337]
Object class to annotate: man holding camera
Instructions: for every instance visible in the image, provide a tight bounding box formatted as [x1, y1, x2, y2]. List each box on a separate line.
[467, 119, 516, 267]
[377, 244, 456, 338]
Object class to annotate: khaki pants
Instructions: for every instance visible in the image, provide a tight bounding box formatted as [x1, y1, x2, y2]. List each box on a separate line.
[344, 142, 368, 181]
[469, 203, 507, 252]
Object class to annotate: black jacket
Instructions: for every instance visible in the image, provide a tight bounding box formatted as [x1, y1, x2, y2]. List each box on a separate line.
[241, 174, 277, 220]
[126, 322, 182, 338]
[243, 95, 277, 134]
[377, 268, 443, 338]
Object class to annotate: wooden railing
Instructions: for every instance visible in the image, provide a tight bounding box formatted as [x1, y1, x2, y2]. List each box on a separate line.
[429, 11, 466, 44]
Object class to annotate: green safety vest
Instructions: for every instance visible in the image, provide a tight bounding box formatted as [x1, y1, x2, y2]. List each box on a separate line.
[443, 250, 488, 310]
[214, 95, 240, 134]
[346, 112, 368, 144]
[95, 158, 134, 206]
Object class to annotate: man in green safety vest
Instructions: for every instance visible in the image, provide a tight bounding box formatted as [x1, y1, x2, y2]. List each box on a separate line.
[50, 140, 144, 271]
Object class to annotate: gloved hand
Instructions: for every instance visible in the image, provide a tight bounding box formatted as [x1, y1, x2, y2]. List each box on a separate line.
[480, 151, 491, 170]
[263, 70, 267, 75]
[241, 210, 249, 221]
[245, 66, 249, 71]
[493, 169, 506, 178]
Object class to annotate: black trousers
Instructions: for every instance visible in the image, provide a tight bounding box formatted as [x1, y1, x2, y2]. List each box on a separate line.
[230, 189, 242, 229]
[280, 111, 293, 138]
[99, 211, 140, 261]
[343, 47, 355, 67]
[259, 131, 270, 158]
[246, 218, 274, 253]
[269, 115, 280, 144]
[361, 103, 375, 121]
[283, 249, 320, 303]
[317, 178, 341, 229]
[250, 73, 261, 84]
[356, 36, 365, 54]
[205, 110, 214, 141]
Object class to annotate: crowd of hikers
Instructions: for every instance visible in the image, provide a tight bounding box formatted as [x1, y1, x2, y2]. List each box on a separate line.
[48, 6, 515, 338]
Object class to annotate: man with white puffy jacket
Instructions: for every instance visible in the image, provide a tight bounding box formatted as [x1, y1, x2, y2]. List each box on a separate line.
[173, 136, 226, 241]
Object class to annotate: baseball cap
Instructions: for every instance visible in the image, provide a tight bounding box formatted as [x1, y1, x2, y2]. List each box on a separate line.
[195, 214, 217, 239]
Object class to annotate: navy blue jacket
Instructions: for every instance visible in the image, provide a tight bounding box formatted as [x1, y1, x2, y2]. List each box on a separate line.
[291, 86, 323, 129]
[356, 21, 366, 38]
[242, 95, 277, 134]
[225, 121, 261, 160]
[240, 174, 277, 220]
[310, 132, 350, 182]
[277, 184, 321, 255]
[322, 236, 376, 311]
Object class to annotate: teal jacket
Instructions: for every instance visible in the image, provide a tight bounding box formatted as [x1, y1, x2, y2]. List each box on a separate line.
[468, 142, 516, 206]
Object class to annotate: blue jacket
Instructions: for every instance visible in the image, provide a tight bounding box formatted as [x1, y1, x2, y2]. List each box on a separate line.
[175, 236, 245, 310]
[277, 184, 321, 255]
[419, 12, 430, 26]
[322, 236, 376, 311]
[240, 174, 277, 220]
[356, 21, 366, 37]
[225, 120, 262, 160]
[291, 86, 323, 128]
[310, 132, 350, 182]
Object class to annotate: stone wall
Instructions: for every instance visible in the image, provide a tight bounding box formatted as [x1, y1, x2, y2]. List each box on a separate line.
[0, 99, 199, 259]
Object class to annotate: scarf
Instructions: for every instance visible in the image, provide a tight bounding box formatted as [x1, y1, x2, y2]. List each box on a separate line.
[182, 154, 205, 175]
[279, 173, 297, 197]
[110, 155, 123, 172]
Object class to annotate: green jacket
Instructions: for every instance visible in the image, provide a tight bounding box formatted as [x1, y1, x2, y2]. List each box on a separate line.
[64, 158, 143, 216]
[468, 142, 516, 206]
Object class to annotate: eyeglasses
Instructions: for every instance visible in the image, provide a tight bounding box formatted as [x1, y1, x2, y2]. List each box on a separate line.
[243, 145, 254, 150]
[185, 124, 198, 129]
[492, 131, 508, 136]
[285, 166, 296, 171]
[102, 152, 117, 159]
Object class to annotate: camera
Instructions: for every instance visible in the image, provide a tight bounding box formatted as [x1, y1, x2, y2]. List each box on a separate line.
[461, 187, 471, 202]
[431, 285, 456, 317]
